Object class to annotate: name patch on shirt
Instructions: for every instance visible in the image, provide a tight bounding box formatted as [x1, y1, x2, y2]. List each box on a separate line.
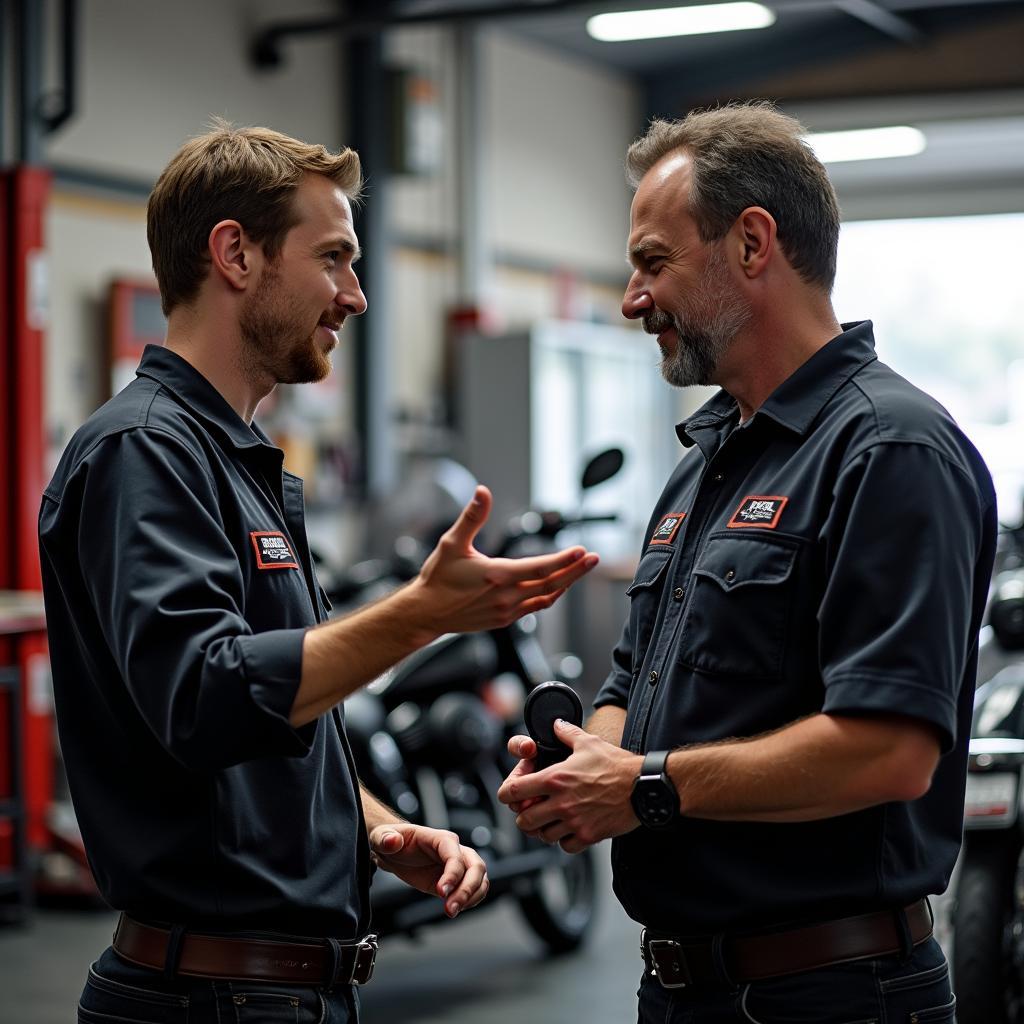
[250, 531, 300, 570]
[650, 512, 687, 545]
[728, 496, 788, 530]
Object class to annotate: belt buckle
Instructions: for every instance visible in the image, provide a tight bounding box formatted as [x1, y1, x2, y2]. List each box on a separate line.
[648, 938, 693, 990]
[349, 934, 378, 986]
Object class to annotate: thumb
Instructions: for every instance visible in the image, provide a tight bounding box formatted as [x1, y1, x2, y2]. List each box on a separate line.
[370, 826, 405, 855]
[553, 718, 586, 748]
[446, 486, 491, 549]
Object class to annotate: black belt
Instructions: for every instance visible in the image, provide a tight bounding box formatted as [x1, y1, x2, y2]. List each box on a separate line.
[113, 915, 378, 986]
[642, 899, 933, 989]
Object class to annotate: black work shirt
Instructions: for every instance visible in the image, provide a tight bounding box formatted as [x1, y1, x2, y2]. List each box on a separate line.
[595, 322, 997, 935]
[39, 346, 370, 937]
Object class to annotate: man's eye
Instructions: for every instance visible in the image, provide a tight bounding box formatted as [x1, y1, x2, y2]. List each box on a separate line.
[324, 251, 340, 263]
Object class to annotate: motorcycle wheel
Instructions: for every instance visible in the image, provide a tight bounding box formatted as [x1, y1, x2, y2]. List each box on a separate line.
[517, 844, 599, 954]
[953, 837, 1024, 1024]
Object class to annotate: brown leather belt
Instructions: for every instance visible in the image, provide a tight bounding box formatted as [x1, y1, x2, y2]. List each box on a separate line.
[641, 899, 933, 990]
[112, 915, 378, 986]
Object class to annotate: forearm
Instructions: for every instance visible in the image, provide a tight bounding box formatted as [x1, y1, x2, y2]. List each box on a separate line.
[292, 581, 438, 727]
[586, 704, 627, 746]
[360, 784, 405, 834]
[667, 712, 941, 823]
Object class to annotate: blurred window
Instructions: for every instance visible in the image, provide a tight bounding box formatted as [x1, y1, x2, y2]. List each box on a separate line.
[833, 214, 1024, 524]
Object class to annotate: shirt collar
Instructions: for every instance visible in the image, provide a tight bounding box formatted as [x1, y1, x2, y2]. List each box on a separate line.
[135, 344, 277, 452]
[677, 320, 878, 449]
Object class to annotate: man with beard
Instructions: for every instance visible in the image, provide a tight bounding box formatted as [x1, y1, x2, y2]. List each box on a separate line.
[38, 123, 598, 1022]
[498, 102, 996, 1021]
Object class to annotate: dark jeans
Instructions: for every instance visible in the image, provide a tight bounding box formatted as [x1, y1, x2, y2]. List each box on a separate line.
[78, 946, 360, 1024]
[638, 937, 956, 1023]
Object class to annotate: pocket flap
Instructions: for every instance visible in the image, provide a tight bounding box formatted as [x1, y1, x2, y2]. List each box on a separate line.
[692, 534, 797, 591]
[626, 550, 673, 595]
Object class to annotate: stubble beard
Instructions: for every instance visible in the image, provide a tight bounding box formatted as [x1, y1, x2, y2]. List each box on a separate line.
[239, 261, 333, 387]
[644, 246, 753, 388]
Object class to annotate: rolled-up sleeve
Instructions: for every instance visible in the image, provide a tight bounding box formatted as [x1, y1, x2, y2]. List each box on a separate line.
[77, 428, 314, 770]
[817, 441, 989, 752]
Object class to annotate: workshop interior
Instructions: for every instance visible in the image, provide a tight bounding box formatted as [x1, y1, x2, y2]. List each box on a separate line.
[2, 0, 1024, 1021]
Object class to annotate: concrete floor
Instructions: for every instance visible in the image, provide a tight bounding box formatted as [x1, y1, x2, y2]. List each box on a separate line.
[0, 846, 642, 1024]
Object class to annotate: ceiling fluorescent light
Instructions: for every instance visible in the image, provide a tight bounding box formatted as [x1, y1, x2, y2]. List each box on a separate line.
[805, 126, 927, 163]
[587, 3, 776, 42]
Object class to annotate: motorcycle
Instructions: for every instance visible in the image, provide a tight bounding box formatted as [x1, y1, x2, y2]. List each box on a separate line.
[952, 520, 1024, 1023]
[332, 449, 624, 953]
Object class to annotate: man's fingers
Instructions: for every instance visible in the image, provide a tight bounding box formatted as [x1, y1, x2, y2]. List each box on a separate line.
[511, 552, 600, 598]
[434, 832, 468, 898]
[508, 735, 537, 760]
[368, 826, 405, 855]
[517, 802, 562, 834]
[488, 547, 596, 585]
[447, 853, 488, 916]
[445, 486, 492, 549]
[498, 760, 552, 805]
[552, 718, 586, 749]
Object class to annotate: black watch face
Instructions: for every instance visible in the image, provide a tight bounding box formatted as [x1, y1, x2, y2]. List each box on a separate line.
[633, 780, 676, 827]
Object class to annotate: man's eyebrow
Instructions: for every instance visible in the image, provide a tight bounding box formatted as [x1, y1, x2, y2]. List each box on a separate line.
[626, 239, 658, 267]
[319, 237, 362, 262]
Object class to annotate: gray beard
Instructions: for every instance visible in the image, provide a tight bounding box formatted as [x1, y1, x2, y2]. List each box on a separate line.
[644, 249, 752, 388]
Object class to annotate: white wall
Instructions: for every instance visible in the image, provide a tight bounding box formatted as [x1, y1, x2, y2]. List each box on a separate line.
[41, 0, 349, 467]
[485, 30, 638, 280]
[45, 194, 151, 465]
[47, 0, 346, 178]
[42, 10, 642, 476]
[384, 26, 640, 420]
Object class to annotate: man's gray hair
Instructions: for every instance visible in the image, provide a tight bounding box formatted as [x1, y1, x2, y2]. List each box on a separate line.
[626, 101, 841, 291]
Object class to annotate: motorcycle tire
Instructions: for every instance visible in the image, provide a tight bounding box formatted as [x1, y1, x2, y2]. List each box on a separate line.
[517, 844, 599, 954]
[952, 837, 1024, 1024]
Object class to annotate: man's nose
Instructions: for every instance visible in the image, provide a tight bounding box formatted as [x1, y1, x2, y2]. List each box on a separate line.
[622, 274, 651, 321]
[339, 272, 367, 317]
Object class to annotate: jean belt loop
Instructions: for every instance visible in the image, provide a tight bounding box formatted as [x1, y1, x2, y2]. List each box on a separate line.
[163, 924, 187, 981]
[894, 906, 914, 964]
[711, 932, 736, 988]
[323, 936, 343, 991]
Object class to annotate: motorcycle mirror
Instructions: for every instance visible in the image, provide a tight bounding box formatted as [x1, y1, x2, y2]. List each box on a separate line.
[581, 448, 625, 491]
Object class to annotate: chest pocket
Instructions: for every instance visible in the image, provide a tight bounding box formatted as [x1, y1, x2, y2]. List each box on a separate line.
[625, 549, 673, 677]
[679, 531, 800, 679]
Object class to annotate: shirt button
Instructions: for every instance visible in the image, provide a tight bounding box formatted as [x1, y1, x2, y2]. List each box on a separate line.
[673, 587, 684, 601]
[725, 569, 736, 582]
[712, 472, 724, 483]
[648, 670, 659, 686]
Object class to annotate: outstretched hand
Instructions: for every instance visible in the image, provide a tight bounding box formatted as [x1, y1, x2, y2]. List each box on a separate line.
[412, 486, 599, 635]
[368, 822, 488, 919]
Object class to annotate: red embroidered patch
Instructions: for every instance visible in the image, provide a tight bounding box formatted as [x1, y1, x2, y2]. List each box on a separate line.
[650, 513, 687, 545]
[727, 496, 788, 530]
[250, 531, 300, 570]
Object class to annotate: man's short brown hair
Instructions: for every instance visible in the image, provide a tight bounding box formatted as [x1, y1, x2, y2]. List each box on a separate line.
[626, 101, 840, 291]
[147, 120, 362, 315]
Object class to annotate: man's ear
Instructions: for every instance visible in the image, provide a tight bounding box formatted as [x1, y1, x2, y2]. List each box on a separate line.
[208, 220, 257, 293]
[734, 206, 776, 280]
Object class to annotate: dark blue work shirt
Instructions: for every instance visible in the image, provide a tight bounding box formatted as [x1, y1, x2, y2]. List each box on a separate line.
[39, 346, 370, 938]
[595, 322, 997, 935]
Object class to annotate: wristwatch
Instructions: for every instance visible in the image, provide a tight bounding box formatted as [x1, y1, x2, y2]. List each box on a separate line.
[630, 750, 679, 829]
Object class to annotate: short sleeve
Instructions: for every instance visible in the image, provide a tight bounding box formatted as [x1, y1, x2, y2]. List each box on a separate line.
[818, 441, 990, 752]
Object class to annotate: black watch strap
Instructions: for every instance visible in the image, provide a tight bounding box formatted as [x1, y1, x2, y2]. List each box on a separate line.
[640, 750, 670, 777]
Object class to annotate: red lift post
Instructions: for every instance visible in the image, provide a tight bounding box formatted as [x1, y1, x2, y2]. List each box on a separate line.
[0, 166, 53, 919]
